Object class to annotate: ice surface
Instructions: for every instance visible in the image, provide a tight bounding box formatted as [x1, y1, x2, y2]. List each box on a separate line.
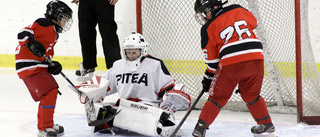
[1, 68, 320, 137]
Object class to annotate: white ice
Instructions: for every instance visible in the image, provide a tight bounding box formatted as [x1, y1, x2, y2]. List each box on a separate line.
[1, 68, 320, 137]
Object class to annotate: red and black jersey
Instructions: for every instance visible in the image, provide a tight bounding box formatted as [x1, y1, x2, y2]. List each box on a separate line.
[201, 4, 264, 74]
[15, 18, 59, 78]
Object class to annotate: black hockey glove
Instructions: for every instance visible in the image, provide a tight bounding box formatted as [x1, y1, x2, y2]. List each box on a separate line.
[25, 38, 46, 58]
[48, 61, 62, 75]
[202, 70, 214, 92]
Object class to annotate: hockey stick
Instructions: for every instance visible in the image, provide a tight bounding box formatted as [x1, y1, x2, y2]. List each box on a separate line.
[89, 109, 122, 126]
[170, 90, 205, 137]
[43, 55, 100, 125]
[43, 55, 82, 95]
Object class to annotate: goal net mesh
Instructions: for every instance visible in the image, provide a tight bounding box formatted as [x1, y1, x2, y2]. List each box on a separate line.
[139, 0, 320, 116]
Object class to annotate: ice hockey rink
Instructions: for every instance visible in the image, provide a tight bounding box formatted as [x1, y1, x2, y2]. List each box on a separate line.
[2, 0, 320, 136]
[1, 68, 320, 137]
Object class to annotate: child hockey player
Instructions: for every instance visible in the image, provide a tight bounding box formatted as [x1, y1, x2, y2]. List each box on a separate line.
[15, 0, 73, 136]
[76, 32, 192, 136]
[192, 0, 276, 137]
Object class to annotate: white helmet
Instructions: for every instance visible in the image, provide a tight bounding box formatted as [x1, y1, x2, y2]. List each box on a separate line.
[122, 32, 148, 71]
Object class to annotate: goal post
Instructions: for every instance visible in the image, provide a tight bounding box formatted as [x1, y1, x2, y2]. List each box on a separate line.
[295, 0, 320, 125]
[136, 0, 320, 125]
[295, 0, 303, 124]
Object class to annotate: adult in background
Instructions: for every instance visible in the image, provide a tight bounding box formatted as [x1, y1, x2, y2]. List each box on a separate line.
[72, 0, 121, 81]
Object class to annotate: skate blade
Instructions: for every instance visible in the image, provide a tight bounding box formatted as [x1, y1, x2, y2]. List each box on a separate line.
[253, 132, 278, 137]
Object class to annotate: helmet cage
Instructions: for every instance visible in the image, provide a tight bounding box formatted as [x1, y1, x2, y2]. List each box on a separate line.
[195, 12, 208, 25]
[124, 48, 142, 61]
[56, 13, 73, 33]
[45, 0, 73, 33]
[122, 45, 146, 62]
[194, 0, 225, 25]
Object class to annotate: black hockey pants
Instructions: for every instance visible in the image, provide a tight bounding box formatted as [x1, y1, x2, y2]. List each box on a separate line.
[78, 0, 121, 69]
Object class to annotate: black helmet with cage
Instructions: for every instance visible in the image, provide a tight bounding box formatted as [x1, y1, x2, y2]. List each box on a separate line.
[194, 0, 226, 14]
[194, 0, 227, 25]
[45, 0, 73, 33]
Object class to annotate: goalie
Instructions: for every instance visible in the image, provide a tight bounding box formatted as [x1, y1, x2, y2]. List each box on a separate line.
[76, 32, 191, 136]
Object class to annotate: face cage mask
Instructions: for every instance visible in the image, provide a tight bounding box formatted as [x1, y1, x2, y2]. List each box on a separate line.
[57, 13, 73, 33]
[195, 12, 208, 25]
[124, 48, 142, 61]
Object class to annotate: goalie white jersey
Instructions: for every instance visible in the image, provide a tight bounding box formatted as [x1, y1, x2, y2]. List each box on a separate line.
[101, 55, 175, 106]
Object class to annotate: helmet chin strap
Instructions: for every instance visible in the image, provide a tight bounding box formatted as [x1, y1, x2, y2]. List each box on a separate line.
[51, 20, 63, 33]
[51, 19, 59, 25]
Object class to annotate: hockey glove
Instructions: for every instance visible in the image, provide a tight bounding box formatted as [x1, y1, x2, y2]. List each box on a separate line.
[48, 61, 62, 75]
[77, 77, 109, 104]
[202, 70, 214, 92]
[25, 41, 46, 58]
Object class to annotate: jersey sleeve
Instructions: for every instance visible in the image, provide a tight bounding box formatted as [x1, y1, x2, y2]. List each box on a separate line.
[242, 8, 258, 30]
[154, 59, 175, 99]
[201, 25, 220, 74]
[17, 24, 35, 46]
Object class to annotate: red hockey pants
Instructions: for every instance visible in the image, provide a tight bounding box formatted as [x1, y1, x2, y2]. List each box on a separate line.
[22, 71, 58, 131]
[199, 59, 272, 128]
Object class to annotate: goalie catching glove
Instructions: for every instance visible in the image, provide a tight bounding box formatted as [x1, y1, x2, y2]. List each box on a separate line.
[76, 75, 109, 104]
[160, 84, 191, 113]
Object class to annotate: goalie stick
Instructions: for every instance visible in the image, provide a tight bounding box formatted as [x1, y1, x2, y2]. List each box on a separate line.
[170, 90, 205, 137]
[89, 109, 122, 126]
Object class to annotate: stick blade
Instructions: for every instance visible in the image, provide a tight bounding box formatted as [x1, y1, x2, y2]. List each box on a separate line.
[88, 109, 121, 126]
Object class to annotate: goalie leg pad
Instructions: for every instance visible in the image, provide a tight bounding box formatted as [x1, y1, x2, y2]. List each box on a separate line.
[84, 100, 98, 124]
[113, 99, 176, 136]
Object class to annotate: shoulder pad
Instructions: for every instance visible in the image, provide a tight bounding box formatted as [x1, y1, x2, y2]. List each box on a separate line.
[35, 18, 54, 27]
[144, 56, 171, 75]
[144, 55, 161, 61]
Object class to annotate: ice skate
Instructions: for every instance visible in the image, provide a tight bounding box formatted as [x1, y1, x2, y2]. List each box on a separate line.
[53, 124, 64, 136]
[75, 68, 95, 76]
[37, 124, 64, 137]
[38, 128, 57, 137]
[252, 122, 277, 137]
[75, 62, 95, 82]
[192, 119, 208, 137]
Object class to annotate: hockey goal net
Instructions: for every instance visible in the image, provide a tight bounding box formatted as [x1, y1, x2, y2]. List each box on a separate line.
[136, 0, 320, 125]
